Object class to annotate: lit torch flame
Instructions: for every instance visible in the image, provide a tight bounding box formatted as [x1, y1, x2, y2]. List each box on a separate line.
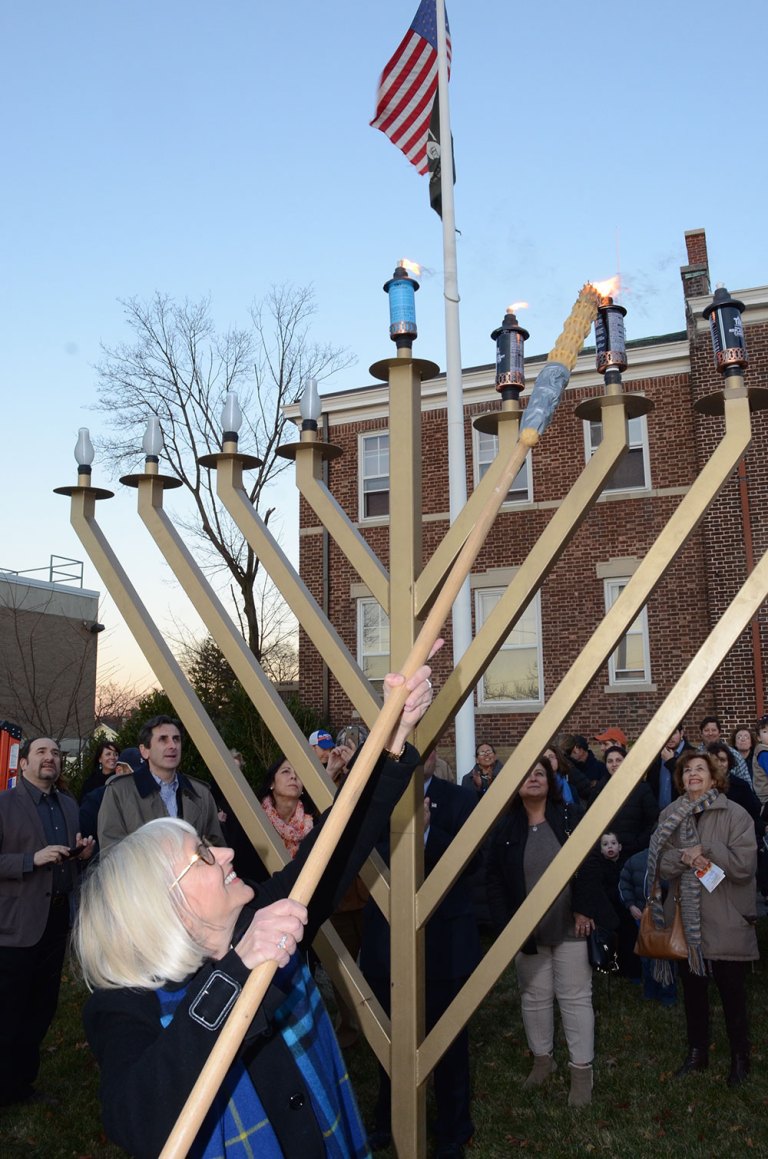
[398, 258, 422, 277]
[508, 301, 529, 313]
[589, 275, 620, 303]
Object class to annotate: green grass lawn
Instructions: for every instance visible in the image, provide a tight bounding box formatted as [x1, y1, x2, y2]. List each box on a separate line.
[3, 927, 767, 1158]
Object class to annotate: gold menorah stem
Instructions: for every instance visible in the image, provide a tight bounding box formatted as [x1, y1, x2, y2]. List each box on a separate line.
[135, 477, 331, 803]
[420, 399, 630, 753]
[419, 386, 753, 925]
[62, 490, 265, 841]
[415, 407, 522, 617]
[421, 511, 768, 1077]
[214, 454, 382, 725]
[289, 443, 391, 610]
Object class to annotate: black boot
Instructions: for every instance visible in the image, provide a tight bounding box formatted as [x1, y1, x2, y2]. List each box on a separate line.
[674, 1047, 709, 1077]
[727, 1052, 750, 1088]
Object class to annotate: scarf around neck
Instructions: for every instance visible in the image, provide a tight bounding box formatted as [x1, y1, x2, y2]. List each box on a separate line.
[646, 786, 720, 981]
[261, 796, 314, 859]
[158, 953, 369, 1158]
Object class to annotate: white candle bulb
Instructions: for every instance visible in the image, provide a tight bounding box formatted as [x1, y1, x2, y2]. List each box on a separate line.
[299, 378, 321, 423]
[143, 416, 164, 457]
[74, 428, 95, 466]
[221, 391, 243, 434]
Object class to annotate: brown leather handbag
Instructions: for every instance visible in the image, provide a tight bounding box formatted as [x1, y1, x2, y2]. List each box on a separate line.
[635, 891, 688, 960]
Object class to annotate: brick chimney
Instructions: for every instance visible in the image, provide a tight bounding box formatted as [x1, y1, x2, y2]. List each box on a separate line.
[680, 228, 711, 299]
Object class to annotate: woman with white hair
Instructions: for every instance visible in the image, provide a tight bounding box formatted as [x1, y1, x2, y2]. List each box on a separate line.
[74, 657, 437, 1159]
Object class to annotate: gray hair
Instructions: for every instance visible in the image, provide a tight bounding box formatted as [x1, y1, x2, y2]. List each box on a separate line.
[73, 818, 210, 991]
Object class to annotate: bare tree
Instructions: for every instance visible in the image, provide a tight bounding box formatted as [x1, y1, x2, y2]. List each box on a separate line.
[250, 574, 299, 684]
[95, 286, 353, 657]
[95, 679, 145, 724]
[260, 636, 299, 685]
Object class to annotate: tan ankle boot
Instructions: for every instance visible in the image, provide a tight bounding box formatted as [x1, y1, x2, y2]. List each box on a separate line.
[567, 1062, 593, 1106]
[523, 1054, 557, 1088]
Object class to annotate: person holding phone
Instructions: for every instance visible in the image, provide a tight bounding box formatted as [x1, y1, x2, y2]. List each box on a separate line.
[0, 736, 95, 1106]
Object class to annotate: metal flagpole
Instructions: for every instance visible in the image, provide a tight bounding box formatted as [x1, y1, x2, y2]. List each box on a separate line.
[435, 0, 475, 777]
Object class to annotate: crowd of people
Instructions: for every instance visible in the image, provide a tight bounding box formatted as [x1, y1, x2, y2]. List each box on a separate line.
[0, 702, 765, 1156]
[473, 719, 765, 1104]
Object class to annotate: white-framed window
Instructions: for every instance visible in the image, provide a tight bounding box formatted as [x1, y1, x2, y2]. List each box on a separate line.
[359, 432, 389, 519]
[604, 578, 651, 685]
[585, 414, 650, 492]
[475, 588, 543, 707]
[474, 429, 531, 503]
[357, 598, 390, 689]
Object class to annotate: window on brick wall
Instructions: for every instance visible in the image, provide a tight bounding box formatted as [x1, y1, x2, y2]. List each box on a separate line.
[357, 598, 390, 689]
[473, 429, 531, 503]
[604, 578, 651, 685]
[584, 414, 650, 492]
[359, 432, 389, 519]
[475, 588, 543, 708]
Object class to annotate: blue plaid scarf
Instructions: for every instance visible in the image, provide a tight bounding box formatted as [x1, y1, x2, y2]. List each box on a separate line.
[158, 954, 370, 1158]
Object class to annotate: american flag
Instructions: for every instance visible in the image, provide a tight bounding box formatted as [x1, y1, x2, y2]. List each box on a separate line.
[370, 1, 451, 175]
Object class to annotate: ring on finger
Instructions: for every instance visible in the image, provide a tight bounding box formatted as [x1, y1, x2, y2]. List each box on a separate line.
[277, 934, 288, 951]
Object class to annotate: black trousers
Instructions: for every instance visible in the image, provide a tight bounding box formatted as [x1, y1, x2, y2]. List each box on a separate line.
[679, 958, 750, 1056]
[0, 898, 70, 1102]
[368, 973, 474, 1149]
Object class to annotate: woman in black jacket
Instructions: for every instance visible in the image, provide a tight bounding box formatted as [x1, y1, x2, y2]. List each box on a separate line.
[487, 756, 608, 1107]
[73, 659, 435, 1159]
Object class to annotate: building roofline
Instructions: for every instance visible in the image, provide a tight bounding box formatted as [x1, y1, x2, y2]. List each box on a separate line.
[0, 572, 100, 600]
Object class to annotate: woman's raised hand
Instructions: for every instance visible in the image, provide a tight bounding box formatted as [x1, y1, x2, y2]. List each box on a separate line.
[383, 639, 443, 754]
[235, 898, 308, 969]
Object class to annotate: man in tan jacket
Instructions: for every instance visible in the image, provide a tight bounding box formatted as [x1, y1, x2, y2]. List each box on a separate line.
[98, 715, 224, 853]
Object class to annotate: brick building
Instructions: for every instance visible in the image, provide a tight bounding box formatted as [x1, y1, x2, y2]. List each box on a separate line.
[294, 229, 768, 765]
[0, 562, 100, 754]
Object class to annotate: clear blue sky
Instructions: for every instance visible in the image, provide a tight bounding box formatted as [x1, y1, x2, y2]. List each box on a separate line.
[3, 0, 768, 687]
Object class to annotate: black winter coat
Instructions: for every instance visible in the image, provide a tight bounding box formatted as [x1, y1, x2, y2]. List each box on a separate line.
[588, 778, 659, 860]
[618, 847, 650, 912]
[486, 799, 611, 954]
[570, 751, 607, 799]
[84, 745, 419, 1159]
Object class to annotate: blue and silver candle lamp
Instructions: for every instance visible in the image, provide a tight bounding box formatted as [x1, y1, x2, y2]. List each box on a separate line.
[383, 261, 419, 348]
[594, 297, 628, 379]
[703, 285, 748, 377]
[491, 308, 529, 399]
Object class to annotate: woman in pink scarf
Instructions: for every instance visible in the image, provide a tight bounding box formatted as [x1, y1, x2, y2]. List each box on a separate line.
[259, 757, 317, 858]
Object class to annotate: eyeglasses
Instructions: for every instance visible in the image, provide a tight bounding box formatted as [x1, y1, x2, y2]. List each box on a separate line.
[169, 838, 216, 889]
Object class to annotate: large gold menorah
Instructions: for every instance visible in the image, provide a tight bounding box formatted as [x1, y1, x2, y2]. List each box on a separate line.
[57, 278, 768, 1157]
